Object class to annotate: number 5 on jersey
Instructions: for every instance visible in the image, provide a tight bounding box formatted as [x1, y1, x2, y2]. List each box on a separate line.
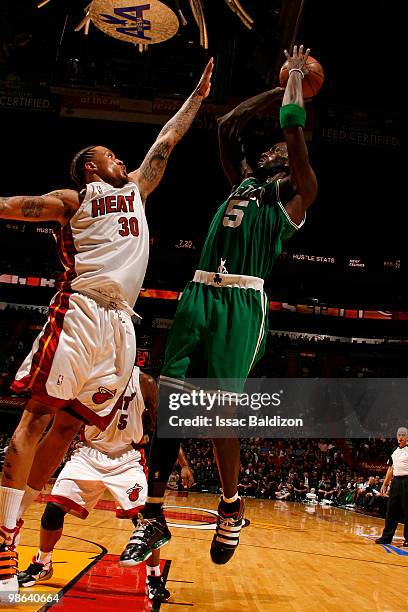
[117, 413, 129, 430]
[223, 199, 249, 228]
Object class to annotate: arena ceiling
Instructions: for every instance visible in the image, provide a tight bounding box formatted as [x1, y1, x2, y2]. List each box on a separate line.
[0, 1, 398, 103]
[0, 1, 404, 306]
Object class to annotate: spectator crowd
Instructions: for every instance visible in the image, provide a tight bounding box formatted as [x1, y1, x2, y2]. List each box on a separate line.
[179, 437, 393, 518]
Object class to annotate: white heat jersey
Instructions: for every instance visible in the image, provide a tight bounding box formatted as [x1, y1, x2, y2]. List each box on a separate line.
[56, 180, 149, 310]
[83, 366, 145, 454]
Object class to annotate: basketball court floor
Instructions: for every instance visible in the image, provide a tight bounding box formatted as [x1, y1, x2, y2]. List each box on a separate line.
[6, 490, 408, 611]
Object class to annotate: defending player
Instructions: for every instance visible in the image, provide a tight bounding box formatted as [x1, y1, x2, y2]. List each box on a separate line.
[0, 59, 212, 597]
[17, 367, 193, 602]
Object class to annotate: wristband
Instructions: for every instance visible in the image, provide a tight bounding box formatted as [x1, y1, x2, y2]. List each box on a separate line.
[280, 103, 306, 129]
[289, 68, 305, 78]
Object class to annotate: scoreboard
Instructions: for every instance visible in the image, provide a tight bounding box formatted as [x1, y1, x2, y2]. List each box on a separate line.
[136, 349, 150, 368]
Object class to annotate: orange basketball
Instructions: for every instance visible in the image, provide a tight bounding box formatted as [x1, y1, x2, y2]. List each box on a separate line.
[279, 55, 324, 99]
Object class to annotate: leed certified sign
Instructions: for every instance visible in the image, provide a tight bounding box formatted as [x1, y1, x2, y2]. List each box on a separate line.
[90, 0, 179, 44]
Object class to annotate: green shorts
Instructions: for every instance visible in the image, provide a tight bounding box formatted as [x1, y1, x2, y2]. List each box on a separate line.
[161, 271, 268, 392]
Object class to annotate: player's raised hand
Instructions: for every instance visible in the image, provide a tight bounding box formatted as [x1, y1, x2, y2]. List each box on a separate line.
[194, 57, 214, 98]
[283, 44, 311, 76]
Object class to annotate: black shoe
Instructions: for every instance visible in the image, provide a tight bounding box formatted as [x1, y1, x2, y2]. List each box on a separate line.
[18, 557, 53, 587]
[119, 514, 171, 567]
[210, 498, 245, 565]
[402, 541, 408, 547]
[375, 537, 392, 544]
[145, 576, 170, 602]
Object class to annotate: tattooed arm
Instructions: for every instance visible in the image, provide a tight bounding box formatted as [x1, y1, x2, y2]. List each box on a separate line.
[129, 58, 214, 204]
[0, 189, 79, 224]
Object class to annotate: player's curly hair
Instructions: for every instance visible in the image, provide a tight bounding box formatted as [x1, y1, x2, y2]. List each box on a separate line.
[70, 145, 98, 187]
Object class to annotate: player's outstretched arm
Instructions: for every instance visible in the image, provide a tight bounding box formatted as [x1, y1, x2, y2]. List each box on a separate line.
[0, 189, 79, 224]
[280, 45, 318, 225]
[129, 58, 214, 204]
[218, 87, 284, 187]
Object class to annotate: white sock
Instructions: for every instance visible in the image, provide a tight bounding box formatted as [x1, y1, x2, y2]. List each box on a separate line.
[222, 492, 239, 504]
[146, 564, 161, 578]
[0, 486, 25, 532]
[17, 485, 41, 520]
[36, 550, 52, 565]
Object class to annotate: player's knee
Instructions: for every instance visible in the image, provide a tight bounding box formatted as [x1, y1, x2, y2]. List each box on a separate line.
[41, 502, 67, 531]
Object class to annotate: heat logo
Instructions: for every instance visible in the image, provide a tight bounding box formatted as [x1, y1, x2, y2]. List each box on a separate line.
[127, 483, 143, 502]
[92, 386, 117, 405]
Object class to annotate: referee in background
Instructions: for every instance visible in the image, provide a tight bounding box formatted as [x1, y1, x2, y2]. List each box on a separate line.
[376, 427, 408, 545]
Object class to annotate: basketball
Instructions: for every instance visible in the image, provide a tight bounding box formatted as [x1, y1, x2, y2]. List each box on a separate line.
[279, 55, 324, 99]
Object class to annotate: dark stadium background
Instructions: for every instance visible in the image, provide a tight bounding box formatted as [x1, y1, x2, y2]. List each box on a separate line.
[0, 0, 405, 393]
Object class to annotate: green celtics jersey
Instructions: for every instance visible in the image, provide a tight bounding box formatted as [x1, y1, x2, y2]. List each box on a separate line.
[198, 176, 302, 280]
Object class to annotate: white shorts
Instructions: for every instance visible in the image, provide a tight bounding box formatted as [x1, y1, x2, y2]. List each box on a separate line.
[50, 445, 147, 519]
[11, 291, 136, 429]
